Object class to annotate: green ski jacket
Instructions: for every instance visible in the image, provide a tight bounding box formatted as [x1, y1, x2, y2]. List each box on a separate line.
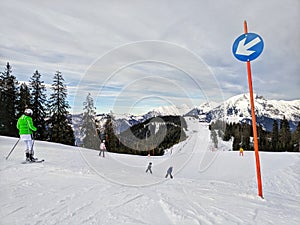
[17, 115, 37, 135]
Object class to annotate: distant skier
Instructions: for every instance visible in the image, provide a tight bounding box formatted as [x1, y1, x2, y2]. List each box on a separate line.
[145, 162, 152, 174]
[239, 147, 244, 156]
[165, 166, 173, 179]
[16, 108, 37, 162]
[99, 140, 106, 157]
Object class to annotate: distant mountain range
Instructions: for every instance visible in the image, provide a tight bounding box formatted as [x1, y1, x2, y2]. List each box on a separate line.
[72, 94, 300, 145]
[112, 94, 299, 131]
[186, 94, 300, 131]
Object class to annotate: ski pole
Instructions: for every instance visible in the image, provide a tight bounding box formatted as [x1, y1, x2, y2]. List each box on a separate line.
[31, 133, 35, 147]
[5, 138, 21, 160]
[31, 133, 36, 156]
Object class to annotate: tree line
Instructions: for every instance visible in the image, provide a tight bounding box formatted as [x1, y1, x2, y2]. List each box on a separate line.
[3, 60, 298, 152]
[103, 115, 188, 156]
[80, 95, 188, 156]
[210, 118, 300, 152]
[0, 62, 75, 145]
[0, 61, 188, 154]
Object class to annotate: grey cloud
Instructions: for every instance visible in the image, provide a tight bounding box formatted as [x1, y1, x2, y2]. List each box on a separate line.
[1, 0, 299, 114]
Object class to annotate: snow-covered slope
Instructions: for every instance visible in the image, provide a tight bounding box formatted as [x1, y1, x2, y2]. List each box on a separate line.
[1, 118, 299, 225]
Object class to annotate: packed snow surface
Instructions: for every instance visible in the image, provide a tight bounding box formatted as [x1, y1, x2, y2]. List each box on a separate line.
[1, 117, 299, 225]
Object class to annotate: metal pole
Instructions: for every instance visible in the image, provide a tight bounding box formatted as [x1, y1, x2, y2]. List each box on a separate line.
[31, 134, 36, 156]
[5, 138, 21, 160]
[244, 20, 263, 198]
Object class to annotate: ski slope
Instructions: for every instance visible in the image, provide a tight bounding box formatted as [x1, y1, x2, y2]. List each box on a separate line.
[1, 117, 299, 225]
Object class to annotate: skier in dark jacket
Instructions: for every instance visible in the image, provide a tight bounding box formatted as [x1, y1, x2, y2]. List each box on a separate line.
[165, 166, 173, 179]
[16, 108, 37, 162]
[145, 162, 152, 174]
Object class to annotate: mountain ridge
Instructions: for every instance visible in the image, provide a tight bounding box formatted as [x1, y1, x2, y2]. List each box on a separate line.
[72, 93, 300, 145]
[199, 93, 300, 131]
[113, 93, 300, 131]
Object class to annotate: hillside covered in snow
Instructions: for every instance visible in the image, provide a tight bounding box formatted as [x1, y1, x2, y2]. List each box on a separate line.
[203, 94, 300, 131]
[186, 94, 300, 131]
[1, 117, 299, 225]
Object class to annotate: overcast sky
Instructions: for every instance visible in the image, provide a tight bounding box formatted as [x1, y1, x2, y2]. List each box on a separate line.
[1, 0, 299, 114]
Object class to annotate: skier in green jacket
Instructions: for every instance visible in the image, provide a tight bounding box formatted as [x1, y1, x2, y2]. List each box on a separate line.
[16, 108, 37, 161]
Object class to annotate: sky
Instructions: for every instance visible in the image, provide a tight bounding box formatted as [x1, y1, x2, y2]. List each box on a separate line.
[0, 0, 299, 114]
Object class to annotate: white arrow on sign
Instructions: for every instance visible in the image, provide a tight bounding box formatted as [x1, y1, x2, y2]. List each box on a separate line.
[235, 37, 261, 56]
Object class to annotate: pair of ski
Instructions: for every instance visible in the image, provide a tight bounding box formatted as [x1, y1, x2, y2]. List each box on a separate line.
[5, 138, 45, 164]
[22, 159, 45, 164]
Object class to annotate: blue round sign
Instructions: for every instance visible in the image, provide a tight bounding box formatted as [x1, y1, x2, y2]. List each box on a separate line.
[232, 33, 264, 62]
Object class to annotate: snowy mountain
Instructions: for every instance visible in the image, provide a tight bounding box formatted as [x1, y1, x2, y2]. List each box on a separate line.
[133, 94, 300, 132]
[147, 104, 191, 116]
[72, 105, 192, 144]
[185, 101, 219, 122]
[72, 94, 300, 145]
[1, 117, 299, 225]
[213, 94, 299, 121]
[200, 94, 300, 131]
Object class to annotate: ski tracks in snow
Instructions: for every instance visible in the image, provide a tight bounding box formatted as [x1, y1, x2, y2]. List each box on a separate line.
[154, 179, 244, 225]
[1, 125, 300, 225]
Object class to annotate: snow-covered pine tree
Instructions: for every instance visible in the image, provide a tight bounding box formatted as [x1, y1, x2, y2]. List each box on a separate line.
[81, 93, 100, 149]
[29, 70, 48, 140]
[47, 71, 75, 145]
[16, 82, 31, 118]
[0, 62, 18, 137]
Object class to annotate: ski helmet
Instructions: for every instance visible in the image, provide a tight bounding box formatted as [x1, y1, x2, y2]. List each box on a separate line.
[24, 108, 33, 115]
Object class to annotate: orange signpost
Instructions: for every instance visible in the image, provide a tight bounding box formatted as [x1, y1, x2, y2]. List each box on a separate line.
[245, 21, 263, 198]
[233, 20, 264, 198]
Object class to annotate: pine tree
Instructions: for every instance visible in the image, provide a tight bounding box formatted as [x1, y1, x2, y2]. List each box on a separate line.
[0, 62, 18, 136]
[241, 123, 251, 150]
[29, 70, 48, 140]
[271, 120, 279, 151]
[210, 129, 218, 148]
[278, 116, 292, 151]
[232, 123, 241, 150]
[258, 125, 268, 151]
[16, 83, 31, 118]
[232, 135, 241, 150]
[291, 121, 300, 152]
[81, 93, 100, 149]
[47, 71, 75, 145]
[103, 114, 118, 152]
[223, 122, 233, 141]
